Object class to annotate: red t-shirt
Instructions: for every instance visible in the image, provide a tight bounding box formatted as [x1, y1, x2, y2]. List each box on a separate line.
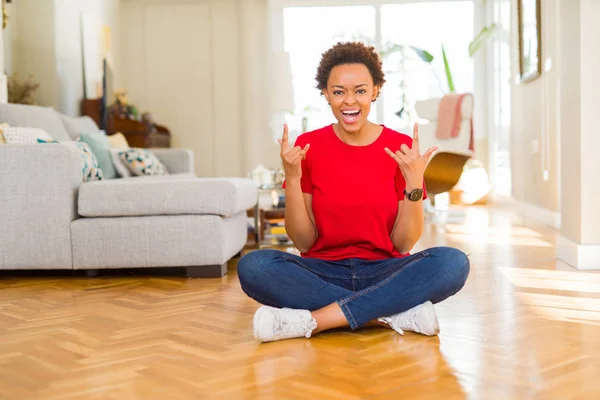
[285, 124, 426, 261]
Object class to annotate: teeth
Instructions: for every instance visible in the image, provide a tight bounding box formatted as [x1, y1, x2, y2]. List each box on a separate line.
[342, 110, 360, 115]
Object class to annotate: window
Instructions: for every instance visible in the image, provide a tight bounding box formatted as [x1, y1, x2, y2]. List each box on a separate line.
[380, 2, 474, 129]
[281, 1, 475, 137]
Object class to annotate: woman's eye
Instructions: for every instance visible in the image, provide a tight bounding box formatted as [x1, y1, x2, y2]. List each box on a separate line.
[333, 90, 343, 95]
[357, 89, 366, 94]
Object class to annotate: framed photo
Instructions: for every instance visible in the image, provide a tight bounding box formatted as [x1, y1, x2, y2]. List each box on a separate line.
[517, 0, 541, 83]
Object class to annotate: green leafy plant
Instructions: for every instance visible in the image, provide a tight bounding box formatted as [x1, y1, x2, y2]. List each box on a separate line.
[469, 23, 499, 57]
[442, 23, 499, 92]
[380, 44, 434, 63]
[441, 44, 455, 92]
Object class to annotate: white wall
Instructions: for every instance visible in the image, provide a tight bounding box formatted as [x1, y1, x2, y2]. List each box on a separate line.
[1, 2, 14, 74]
[558, 0, 581, 243]
[555, 0, 600, 269]
[3, 0, 119, 115]
[579, 0, 600, 244]
[509, 0, 560, 213]
[54, 0, 120, 116]
[120, 0, 272, 178]
[4, 0, 59, 109]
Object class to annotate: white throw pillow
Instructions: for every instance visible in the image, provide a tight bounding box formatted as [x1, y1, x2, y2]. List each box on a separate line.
[118, 148, 169, 176]
[3, 127, 53, 144]
[109, 148, 132, 177]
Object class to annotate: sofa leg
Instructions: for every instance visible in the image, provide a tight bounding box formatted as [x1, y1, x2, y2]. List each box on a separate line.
[85, 269, 99, 278]
[186, 263, 227, 278]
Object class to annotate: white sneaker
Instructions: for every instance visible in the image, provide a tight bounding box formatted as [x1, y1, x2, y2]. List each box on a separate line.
[378, 301, 440, 336]
[253, 306, 318, 342]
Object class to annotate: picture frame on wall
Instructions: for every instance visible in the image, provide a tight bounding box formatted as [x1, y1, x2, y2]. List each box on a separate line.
[517, 0, 541, 83]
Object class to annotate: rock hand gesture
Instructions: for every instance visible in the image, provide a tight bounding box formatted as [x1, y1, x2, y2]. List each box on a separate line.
[278, 124, 310, 181]
[384, 123, 437, 190]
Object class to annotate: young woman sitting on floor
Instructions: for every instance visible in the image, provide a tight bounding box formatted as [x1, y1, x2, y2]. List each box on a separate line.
[238, 41, 470, 343]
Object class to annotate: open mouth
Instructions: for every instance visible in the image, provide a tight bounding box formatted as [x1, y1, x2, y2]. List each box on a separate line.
[341, 110, 360, 124]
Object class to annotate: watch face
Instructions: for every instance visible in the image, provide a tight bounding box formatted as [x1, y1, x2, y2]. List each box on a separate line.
[409, 189, 423, 201]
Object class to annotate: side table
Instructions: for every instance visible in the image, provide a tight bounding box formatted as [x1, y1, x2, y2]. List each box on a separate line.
[252, 186, 290, 248]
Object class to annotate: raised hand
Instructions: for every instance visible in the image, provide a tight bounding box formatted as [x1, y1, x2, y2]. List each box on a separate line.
[384, 123, 437, 189]
[278, 124, 310, 180]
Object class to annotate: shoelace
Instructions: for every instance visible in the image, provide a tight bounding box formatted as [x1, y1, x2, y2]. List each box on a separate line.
[382, 305, 423, 335]
[396, 307, 422, 333]
[380, 316, 405, 335]
[273, 310, 317, 338]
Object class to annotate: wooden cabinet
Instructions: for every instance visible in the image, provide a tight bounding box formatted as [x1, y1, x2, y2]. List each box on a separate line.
[81, 98, 171, 148]
[106, 118, 171, 148]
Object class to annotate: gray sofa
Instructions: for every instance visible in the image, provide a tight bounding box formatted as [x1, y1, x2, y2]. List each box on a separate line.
[0, 103, 257, 277]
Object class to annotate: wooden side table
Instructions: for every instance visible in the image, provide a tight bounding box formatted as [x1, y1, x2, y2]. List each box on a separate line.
[250, 187, 289, 248]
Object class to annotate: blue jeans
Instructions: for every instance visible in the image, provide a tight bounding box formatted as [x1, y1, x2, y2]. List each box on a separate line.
[238, 247, 470, 330]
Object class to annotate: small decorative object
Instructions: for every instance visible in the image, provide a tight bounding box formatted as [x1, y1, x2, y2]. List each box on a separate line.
[108, 88, 139, 120]
[7, 74, 39, 105]
[141, 111, 157, 132]
[141, 112, 153, 123]
[250, 165, 276, 188]
[273, 167, 285, 186]
[518, 0, 541, 82]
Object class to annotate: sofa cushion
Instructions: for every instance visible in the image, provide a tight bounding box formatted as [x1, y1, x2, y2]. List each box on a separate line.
[108, 132, 129, 149]
[0, 123, 9, 144]
[78, 176, 258, 217]
[0, 103, 72, 141]
[109, 148, 132, 177]
[59, 114, 101, 140]
[38, 138, 104, 182]
[3, 127, 53, 144]
[117, 148, 169, 176]
[79, 132, 117, 179]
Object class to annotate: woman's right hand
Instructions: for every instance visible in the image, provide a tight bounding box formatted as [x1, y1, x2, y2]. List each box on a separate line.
[278, 124, 310, 180]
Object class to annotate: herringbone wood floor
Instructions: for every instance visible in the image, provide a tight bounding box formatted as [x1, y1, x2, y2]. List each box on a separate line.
[1, 206, 599, 399]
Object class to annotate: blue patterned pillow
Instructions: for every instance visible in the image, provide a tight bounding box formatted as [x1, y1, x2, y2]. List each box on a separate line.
[38, 138, 104, 182]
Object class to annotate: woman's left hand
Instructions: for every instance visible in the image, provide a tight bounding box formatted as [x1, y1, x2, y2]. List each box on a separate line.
[384, 123, 438, 189]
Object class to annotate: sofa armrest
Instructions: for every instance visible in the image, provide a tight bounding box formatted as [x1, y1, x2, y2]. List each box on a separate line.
[0, 144, 83, 269]
[151, 148, 195, 174]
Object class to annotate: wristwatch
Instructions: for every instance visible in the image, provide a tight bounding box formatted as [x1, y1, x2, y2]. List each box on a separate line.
[404, 188, 424, 202]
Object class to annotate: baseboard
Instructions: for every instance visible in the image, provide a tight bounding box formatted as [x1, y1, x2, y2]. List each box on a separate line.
[495, 195, 561, 229]
[556, 236, 600, 270]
